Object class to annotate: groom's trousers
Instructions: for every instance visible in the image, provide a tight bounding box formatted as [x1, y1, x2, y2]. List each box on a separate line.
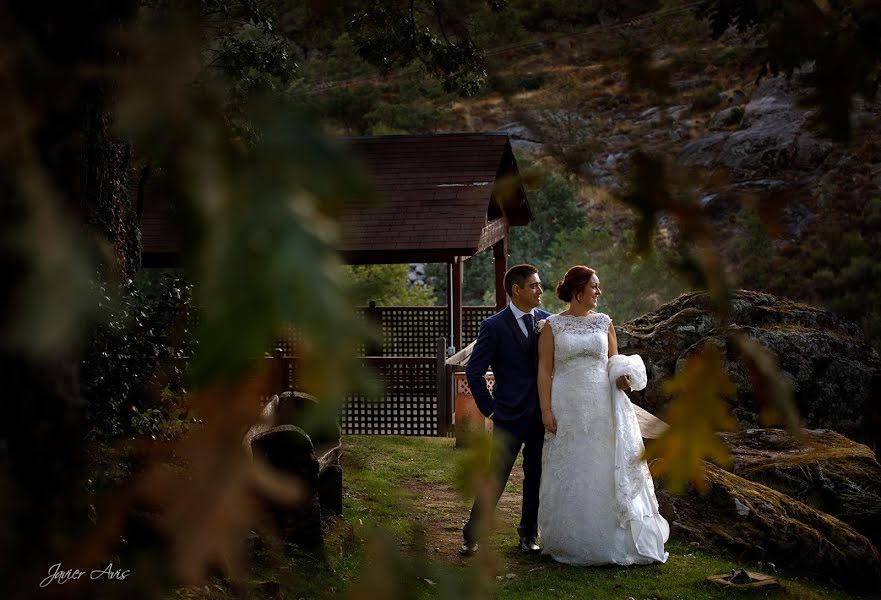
[463, 416, 545, 543]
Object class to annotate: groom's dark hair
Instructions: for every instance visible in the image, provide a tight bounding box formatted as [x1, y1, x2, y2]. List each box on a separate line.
[504, 264, 539, 296]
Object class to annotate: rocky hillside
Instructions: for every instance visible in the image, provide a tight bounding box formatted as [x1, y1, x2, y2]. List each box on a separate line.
[305, 3, 881, 351]
[616, 289, 881, 452]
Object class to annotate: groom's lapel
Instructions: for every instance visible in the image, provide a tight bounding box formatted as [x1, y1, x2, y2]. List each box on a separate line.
[503, 307, 530, 354]
[530, 310, 548, 367]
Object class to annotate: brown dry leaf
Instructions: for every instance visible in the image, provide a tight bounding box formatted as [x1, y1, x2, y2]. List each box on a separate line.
[644, 345, 740, 493]
[146, 373, 309, 583]
[69, 370, 309, 586]
[736, 193, 789, 237]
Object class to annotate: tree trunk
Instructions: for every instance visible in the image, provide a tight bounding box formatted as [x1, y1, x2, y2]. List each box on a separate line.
[0, 2, 138, 596]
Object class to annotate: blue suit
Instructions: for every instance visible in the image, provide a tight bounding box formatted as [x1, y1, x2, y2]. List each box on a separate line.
[463, 305, 550, 543]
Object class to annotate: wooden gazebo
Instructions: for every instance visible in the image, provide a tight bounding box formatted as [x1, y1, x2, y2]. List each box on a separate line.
[139, 132, 533, 436]
[339, 133, 531, 352]
[140, 132, 533, 354]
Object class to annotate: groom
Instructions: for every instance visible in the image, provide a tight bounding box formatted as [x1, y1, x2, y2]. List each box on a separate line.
[460, 264, 550, 556]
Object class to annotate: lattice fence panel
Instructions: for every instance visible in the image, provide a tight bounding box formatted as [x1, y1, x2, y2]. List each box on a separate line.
[464, 307, 495, 346]
[187, 305, 495, 358]
[184, 305, 497, 437]
[342, 359, 438, 435]
[284, 358, 438, 435]
[377, 307, 446, 356]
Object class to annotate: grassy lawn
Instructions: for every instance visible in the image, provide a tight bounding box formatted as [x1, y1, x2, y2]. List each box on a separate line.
[236, 435, 872, 599]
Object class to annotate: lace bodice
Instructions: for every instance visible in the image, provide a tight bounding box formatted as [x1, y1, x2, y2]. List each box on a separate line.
[547, 313, 611, 381]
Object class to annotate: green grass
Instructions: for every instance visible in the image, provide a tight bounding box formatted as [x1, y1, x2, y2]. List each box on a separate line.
[490, 540, 856, 599]
[211, 435, 872, 599]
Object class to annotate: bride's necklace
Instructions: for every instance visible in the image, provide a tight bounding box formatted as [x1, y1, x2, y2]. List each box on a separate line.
[565, 309, 595, 317]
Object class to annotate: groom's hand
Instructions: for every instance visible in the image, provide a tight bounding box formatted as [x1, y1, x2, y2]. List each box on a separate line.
[542, 410, 557, 434]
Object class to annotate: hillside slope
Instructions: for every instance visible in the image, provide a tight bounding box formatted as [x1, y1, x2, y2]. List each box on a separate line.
[305, 3, 881, 350]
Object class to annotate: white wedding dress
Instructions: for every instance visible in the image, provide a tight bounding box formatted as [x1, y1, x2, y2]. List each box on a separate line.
[538, 313, 669, 565]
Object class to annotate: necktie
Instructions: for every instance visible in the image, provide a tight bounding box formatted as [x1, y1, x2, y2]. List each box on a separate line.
[523, 313, 534, 341]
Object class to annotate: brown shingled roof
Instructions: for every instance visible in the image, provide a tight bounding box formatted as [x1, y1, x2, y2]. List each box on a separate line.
[140, 132, 530, 266]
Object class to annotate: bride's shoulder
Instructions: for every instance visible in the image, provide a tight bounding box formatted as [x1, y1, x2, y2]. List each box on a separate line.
[588, 312, 613, 330]
[541, 312, 559, 326]
[539, 313, 563, 332]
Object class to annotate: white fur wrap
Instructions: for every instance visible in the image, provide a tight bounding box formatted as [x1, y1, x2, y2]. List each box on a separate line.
[607, 354, 648, 391]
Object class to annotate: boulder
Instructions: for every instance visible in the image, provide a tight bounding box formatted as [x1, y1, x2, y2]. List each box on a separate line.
[655, 461, 881, 593]
[496, 122, 545, 154]
[616, 290, 881, 452]
[249, 425, 323, 548]
[265, 390, 341, 446]
[721, 428, 881, 549]
[242, 391, 344, 548]
[678, 76, 832, 176]
[707, 106, 743, 131]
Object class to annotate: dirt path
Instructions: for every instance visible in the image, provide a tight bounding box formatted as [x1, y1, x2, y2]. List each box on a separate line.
[404, 467, 527, 565]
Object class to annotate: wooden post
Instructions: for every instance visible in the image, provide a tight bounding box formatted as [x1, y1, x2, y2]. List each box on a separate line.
[436, 336, 448, 436]
[366, 300, 383, 357]
[452, 257, 463, 352]
[273, 347, 285, 396]
[493, 236, 508, 312]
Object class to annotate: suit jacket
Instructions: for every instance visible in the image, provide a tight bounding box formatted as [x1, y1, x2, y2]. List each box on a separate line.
[465, 306, 551, 425]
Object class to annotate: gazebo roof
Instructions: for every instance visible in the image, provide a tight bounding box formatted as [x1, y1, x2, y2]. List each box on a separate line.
[139, 132, 530, 266]
[339, 133, 530, 264]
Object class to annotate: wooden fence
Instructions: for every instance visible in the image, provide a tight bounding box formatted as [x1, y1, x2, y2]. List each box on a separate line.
[271, 304, 493, 358]
[195, 305, 497, 436]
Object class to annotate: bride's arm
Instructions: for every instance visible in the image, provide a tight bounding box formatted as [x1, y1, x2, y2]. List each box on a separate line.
[608, 321, 630, 391]
[538, 322, 556, 434]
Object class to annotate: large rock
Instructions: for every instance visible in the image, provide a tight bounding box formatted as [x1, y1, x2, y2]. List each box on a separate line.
[616, 290, 881, 452]
[242, 391, 344, 548]
[249, 425, 323, 548]
[721, 428, 881, 549]
[655, 461, 881, 593]
[678, 76, 833, 176]
[496, 122, 545, 154]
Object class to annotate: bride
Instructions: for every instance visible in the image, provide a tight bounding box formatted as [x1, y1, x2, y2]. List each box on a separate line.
[537, 265, 669, 565]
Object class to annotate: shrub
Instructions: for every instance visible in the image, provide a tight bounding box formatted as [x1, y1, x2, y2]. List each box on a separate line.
[364, 102, 445, 134]
[471, 5, 529, 45]
[461, 171, 586, 305]
[81, 272, 191, 440]
[727, 106, 745, 126]
[544, 228, 690, 320]
[130, 387, 193, 440]
[319, 86, 380, 135]
[488, 71, 549, 95]
[672, 47, 711, 75]
[343, 264, 437, 306]
[521, 109, 598, 173]
[692, 85, 722, 111]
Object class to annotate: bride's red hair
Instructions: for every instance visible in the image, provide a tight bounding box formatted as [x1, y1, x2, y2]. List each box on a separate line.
[556, 266, 596, 303]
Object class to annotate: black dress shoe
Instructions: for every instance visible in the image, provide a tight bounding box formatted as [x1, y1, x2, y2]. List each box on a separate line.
[458, 540, 478, 556]
[518, 536, 541, 554]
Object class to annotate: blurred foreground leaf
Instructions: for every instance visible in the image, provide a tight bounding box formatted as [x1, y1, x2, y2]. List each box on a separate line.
[349, 529, 487, 600]
[618, 151, 732, 313]
[627, 47, 675, 99]
[733, 333, 799, 432]
[697, 0, 881, 141]
[644, 345, 740, 493]
[2, 168, 96, 357]
[453, 431, 495, 500]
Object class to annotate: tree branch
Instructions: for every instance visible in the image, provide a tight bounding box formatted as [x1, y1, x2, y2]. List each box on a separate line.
[432, 0, 451, 43]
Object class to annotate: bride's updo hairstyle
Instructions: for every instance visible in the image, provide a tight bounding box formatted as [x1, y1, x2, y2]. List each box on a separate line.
[556, 266, 596, 303]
